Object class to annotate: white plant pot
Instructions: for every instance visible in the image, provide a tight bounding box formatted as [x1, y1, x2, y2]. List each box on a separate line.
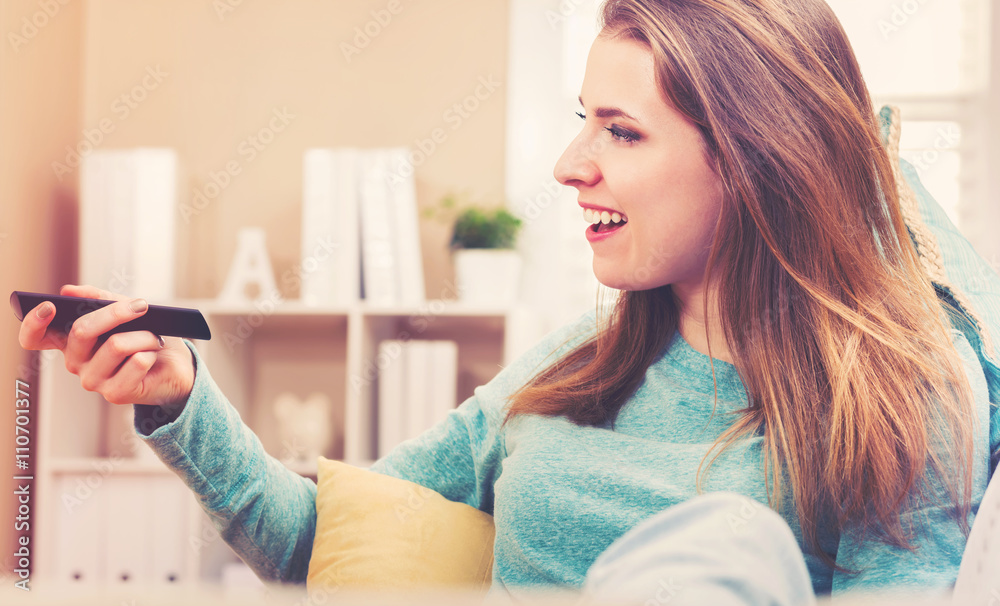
[453, 249, 522, 306]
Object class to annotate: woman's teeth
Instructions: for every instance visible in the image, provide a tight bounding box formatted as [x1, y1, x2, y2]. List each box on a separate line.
[583, 208, 627, 226]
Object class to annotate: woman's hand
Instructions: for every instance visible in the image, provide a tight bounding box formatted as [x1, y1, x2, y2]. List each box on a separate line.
[18, 284, 196, 408]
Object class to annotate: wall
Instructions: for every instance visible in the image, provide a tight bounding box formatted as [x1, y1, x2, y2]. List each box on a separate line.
[0, 0, 85, 582]
[78, 0, 509, 301]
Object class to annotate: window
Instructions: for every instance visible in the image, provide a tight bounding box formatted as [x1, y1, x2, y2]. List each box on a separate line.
[826, 0, 992, 234]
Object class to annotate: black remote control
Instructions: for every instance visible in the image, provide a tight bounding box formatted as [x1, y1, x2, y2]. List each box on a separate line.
[9, 291, 212, 341]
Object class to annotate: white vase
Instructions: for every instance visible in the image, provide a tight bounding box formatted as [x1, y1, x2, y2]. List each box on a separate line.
[453, 249, 522, 306]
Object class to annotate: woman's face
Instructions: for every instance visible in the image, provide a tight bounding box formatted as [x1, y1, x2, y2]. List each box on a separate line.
[554, 33, 725, 292]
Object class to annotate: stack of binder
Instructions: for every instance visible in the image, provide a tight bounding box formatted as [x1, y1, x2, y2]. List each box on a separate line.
[301, 147, 425, 307]
[376, 340, 459, 457]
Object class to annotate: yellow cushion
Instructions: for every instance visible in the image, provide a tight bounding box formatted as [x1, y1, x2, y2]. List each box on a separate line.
[307, 457, 496, 591]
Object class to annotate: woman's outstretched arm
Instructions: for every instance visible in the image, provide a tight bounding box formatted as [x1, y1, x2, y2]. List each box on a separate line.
[14, 283, 320, 584]
[132, 307, 600, 584]
[133, 341, 319, 584]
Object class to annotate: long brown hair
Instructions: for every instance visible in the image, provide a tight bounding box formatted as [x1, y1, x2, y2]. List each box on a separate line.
[505, 0, 976, 568]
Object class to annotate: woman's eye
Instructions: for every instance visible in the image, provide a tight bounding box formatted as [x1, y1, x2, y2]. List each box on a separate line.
[605, 126, 639, 144]
[576, 112, 639, 144]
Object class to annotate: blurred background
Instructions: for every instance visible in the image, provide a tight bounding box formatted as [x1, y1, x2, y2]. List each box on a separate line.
[1, 0, 997, 590]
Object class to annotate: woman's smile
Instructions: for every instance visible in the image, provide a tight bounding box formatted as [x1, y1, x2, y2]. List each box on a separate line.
[581, 203, 629, 242]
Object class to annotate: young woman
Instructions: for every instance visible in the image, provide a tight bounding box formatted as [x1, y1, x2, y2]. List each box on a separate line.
[19, 0, 1000, 601]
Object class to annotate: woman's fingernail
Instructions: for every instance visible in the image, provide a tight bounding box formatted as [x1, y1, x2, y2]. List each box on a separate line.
[36, 303, 53, 319]
[129, 298, 148, 313]
[157, 335, 165, 348]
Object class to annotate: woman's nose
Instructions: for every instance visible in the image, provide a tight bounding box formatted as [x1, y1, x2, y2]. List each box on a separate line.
[554, 133, 601, 188]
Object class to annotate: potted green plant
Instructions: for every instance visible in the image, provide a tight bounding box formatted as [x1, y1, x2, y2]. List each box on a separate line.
[424, 193, 524, 305]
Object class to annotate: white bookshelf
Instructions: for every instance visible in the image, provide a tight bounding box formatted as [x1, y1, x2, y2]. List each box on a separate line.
[34, 298, 523, 587]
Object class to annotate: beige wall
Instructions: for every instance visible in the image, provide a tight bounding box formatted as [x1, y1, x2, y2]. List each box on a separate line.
[80, 0, 509, 300]
[1, 0, 507, 580]
[0, 0, 85, 579]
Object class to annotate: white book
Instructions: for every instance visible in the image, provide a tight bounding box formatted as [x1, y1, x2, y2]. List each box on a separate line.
[358, 150, 398, 306]
[149, 476, 190, 585]
[132, 149, 177, 300]
[80, 149, 177, 300]
[300, 149, 336, 305]
[103, 475, 152, 586]
[301, 149, 360, 306]
[336, 149, 363, 305]
[429, 341, 459, 427]
[383, 148, 425, 306]
[377, 340, 406, 458]
[53, 474, 104, 585]
[79, 151, 111, 291]
[405, 341, 429, 441]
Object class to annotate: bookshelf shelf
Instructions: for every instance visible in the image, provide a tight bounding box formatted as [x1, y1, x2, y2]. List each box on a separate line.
[47, 458, 175, 475]
[171, 298, 514, 318]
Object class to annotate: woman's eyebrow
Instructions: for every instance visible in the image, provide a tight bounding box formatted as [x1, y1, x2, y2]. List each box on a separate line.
[578, 96, 640, 122]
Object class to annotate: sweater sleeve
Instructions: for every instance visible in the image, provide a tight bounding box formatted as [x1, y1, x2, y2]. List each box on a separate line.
[132, 340, 318, 585]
